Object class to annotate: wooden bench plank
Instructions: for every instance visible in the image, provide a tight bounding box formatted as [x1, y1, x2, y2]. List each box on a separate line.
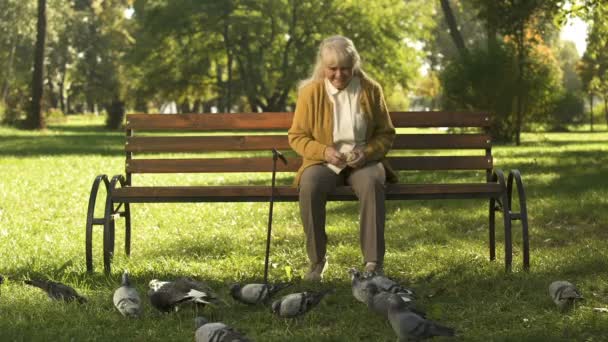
[125, 134, 492, 153]
[126, 135, 291, 152]
[390, 111, 490, 127]
[126, 111, 491, 131]
[111, 183, 504, 202]
[394, 134, 491, 149]
[126, 156, 492, 173]
[126, 113, 293, 130]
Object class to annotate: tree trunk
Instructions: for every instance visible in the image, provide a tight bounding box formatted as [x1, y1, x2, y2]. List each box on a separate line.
[514, 23, 526, 146]
[46, 66, 58, 109]
[105, 97, 125, 129]
[440, 0, 467, 59]
[58, 64, 66, 114]
[1, 40, 17, 103]
[27, 0, 47, 129]
[222, 18, 233, 113]
[589, 93, 594, 131]
[604, 95, 608, 127]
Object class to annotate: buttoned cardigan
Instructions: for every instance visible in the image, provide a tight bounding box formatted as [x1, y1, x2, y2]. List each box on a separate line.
[288, 75, 397, 186]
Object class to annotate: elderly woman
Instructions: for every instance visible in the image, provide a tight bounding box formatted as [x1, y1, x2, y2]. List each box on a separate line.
[288, 35, 396, 281]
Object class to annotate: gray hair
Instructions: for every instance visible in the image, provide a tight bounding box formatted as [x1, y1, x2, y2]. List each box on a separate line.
[298, 35, 367, 89]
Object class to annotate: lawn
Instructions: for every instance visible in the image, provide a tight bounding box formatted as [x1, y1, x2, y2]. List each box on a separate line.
[0, 115, 607, 341]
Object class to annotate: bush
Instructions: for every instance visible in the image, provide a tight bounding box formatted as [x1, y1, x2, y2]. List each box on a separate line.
[45, 108, 66, 123]
[548, 92, 585, 131]
[0, 101, 26, 125]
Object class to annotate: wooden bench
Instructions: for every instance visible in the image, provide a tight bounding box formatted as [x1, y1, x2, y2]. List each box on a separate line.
[85, 111, 529, 274]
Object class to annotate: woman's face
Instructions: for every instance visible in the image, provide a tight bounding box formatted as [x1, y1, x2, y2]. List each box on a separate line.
[324, 63, 353, 90]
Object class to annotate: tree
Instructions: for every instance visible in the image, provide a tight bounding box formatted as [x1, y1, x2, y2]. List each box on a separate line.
[130, 0, 434, 112]
[438, 0, 564, 143]
[578, 1, 608, 127]
[27, 0, 47, 129]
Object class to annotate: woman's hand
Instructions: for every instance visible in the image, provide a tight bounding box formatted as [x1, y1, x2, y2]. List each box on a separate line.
[346, 146, 366, 169]
[324, 146, 346, 168]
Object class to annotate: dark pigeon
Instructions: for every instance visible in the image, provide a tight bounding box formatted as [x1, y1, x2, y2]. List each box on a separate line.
[271, 289, 332, 318]
[24, 278, 87, 304]
[148, 277, 223, 313]
[387, 294, 455, 341]
[349, 268, 416, 304]
[194, 316, 252, 342]
[362, 282, 425, 319]
[230, 282, 291, 305]
[363, 271, 416, 298]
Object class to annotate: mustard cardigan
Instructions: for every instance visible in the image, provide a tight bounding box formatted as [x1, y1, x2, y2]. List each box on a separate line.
[288, 76, 397, 186]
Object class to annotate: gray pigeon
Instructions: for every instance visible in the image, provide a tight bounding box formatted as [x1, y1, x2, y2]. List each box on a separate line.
[148, 277, 223, 313]
[349, 268, 416, 304]
[361, 283, 425, 319]
[24, 278, 87, 303]
[113, 271, 142, 318]
[194, 316, 251, 342]
[364, 271, 416, 298]
[387, 294, 454, 341]
[271, 289, 332, 318]
[549, 280, 583, 310]
[230, 282, 291, 305]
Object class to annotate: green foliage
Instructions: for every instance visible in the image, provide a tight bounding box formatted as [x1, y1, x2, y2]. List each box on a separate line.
[130, 0, 434, 112]
[1, 115, 608, 340]
[541, 91, 585, 131]
[45, 107, 66, 124]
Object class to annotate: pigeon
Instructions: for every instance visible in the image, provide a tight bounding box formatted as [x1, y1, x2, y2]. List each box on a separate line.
[387, 294, 455, 341]
[194, 316, 251, 342]
[148, 277, 223, 313]
[365, 271, 416, 298]
[113, 271, 142, 318]
[549, 280, 583, 310]
[24, 278, 87, 303]
[349, 268, 416, 304]
[0, 274, 4, 297]
[271, 289, 332, 318]
[230, 282, 291, 305]
[361, 283, 425, 319]
[149, 279, 171, 292]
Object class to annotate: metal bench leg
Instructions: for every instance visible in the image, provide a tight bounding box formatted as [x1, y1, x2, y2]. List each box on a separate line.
[488, 198, 496, 261]
[508, 170, 530, 271]
[85, 175, 109, 273]
[502, 191, 512, 272]
[492, 169, 512, 272]
[103, 192, 115, 274]
[102, 175, 130, 274]
[125, 203, 131, 257]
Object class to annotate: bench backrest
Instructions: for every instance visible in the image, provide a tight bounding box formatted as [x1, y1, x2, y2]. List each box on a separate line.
[124, 111, 492, 184]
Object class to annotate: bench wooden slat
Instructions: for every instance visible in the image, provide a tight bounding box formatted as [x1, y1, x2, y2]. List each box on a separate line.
[126, 156, 492, 173]
[125, 111, 490, 131]
[390, 111, 490, 127]
[126, 136, 291, 152]
[126, 134, 491, 153]
[394, 134, 490, 149]
[388, 156, 492, 170]
[111, 183, 504, 202]
[126, 113, 293, 130]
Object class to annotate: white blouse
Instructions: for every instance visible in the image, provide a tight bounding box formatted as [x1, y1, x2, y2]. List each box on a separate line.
[324, 76, 367, 173]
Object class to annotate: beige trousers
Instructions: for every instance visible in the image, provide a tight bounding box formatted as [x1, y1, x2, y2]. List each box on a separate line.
[298, 162, 386, 265]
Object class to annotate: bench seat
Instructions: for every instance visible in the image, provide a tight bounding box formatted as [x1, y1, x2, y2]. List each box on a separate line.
[111, 183, 505, 202]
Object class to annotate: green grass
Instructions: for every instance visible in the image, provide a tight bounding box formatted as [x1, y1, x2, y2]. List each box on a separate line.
[1, 116, 608, 341]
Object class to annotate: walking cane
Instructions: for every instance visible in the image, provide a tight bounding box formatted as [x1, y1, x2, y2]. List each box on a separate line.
[263, 148, 287, 284]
